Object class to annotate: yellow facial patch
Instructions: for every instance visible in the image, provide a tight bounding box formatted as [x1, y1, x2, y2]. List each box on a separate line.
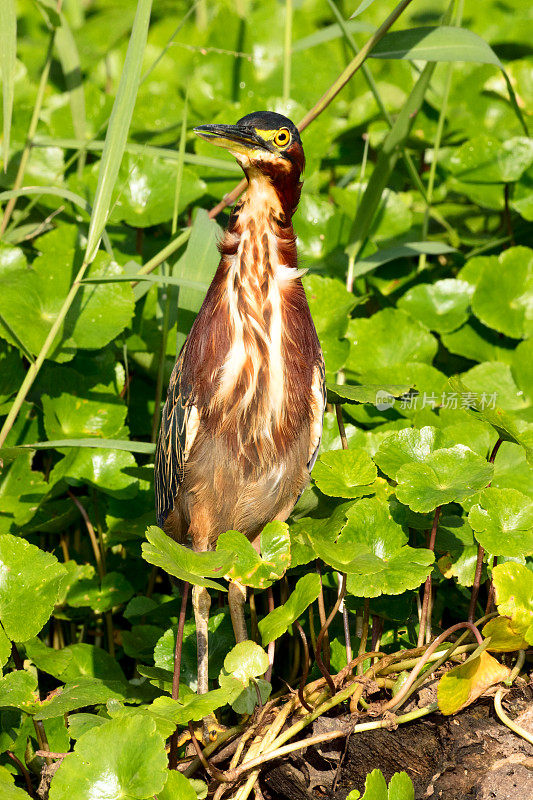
[255, 128, 291, 148]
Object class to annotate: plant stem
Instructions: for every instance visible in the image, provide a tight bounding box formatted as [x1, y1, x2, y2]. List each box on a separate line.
[68, 492, 104, 581]
[469, 437, 503, 622]
[335, 404, 348, 450]
[233, 703, 438, 779]
[316, 574, 347, 694]
[294, 621, 312, 712]
[357, 598, 370, 676]
[494, 651, 531, 745]
[6, 751, 37, 799]
[418, 505, 441, 646]
[315, 561, 330, 670]
[383, 621, 483, 713]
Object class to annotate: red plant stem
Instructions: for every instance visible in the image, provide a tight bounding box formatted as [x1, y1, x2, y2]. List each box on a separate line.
[469, 437, 503, 622]
[6, 750, 37, 799]
[485, 556, 498, 615]
[169, 580, 189, 770]
[315, 562, 330, 670]
[370, 616, 383, 655]
[294, 621, 312, 712]
[418, 505, 441, 646]
[316, 574, 347, 696]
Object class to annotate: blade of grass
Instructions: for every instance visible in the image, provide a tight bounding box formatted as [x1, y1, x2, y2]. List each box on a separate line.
[0, 0, 16, 172]
[0, 0, 153, 450]
[0, 186, 114, 254]
[282, 0, 292, 104]
[85, 2, 152, 263]
[347, 59, 437, 260]
[54, 13, 87, 176]
[17, 439, 155, 453]
[80, 272, 208, 291]
[151, 262, 172, 443]
[171, 92, 188, 235]
[0, 26, 55, 235]
[31, 136, 242, 172]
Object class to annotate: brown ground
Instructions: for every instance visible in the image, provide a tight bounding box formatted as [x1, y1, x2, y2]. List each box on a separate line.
[261, 688, 533, 800]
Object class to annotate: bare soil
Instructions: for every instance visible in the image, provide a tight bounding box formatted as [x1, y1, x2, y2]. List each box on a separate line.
[260, 689, 533, 800]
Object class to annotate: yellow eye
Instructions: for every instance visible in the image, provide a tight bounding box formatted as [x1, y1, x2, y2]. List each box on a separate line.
[274, 128, 290, 147]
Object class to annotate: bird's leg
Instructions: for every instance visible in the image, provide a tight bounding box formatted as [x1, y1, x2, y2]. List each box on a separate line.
[192, 584, 211, 696]
[228, 581, 248, 643]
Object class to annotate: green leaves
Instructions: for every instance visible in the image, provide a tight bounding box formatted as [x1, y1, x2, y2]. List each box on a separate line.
[312, 448, 377, 498]
[259, 574, 321, 645]
[0, 534, 66, 641]
[34, 677, 136, 720]
[468, 488, 533, 557]
[49, 715, 167, 800]
[217, 522, 290, 589]
[342, 498, 434, 597]
[219, 642, 271, 714]
[346, 309, 437, 376]
[470, 247, 533, 339]
[0, 670, 37, 713]
[304, 275, 357, 374]
[0, 226, 135, 360]
[375, 426, 447, 481]
[371, 26, 501, 66]
[346, 769, 414, 800]
[444, 135, 533, 183]
[142, 526, 231, 590]
[83, 154, 206, 228]
[398, 279, 472, 334]
[395, 446, 493, 513]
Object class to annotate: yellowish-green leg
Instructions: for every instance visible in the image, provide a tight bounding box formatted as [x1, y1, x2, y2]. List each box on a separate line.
[192, 584, 211, 695]
[228, 580, 248, 643]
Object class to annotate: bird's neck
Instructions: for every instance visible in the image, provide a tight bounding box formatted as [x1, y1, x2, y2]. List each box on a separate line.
[212, 173, 303, 432]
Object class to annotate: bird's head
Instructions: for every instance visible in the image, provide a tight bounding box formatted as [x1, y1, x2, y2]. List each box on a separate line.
[194, 111, 305, 182]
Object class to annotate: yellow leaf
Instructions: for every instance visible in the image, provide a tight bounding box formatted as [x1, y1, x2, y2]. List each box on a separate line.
[483, 616, 530, 652]
[437, 651, 510, 715]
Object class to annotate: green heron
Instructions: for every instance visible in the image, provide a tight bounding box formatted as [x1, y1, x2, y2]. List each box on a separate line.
[155, 111, 325, 697]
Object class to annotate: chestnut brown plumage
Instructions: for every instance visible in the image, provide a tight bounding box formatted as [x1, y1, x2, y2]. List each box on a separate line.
[155, 111, 325, 704]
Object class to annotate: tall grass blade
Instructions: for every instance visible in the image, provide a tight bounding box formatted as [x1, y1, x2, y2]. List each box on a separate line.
[348, 60, 436, 260]
[350, 0, 379, 19]
[85, 0, 153, 264]
[0, 0, 16, 171]
[54, 14, 87, 173]
[171, 93, 188, 236]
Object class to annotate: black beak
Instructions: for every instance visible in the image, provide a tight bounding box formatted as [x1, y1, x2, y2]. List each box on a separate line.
[193, 123, 272, 154]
